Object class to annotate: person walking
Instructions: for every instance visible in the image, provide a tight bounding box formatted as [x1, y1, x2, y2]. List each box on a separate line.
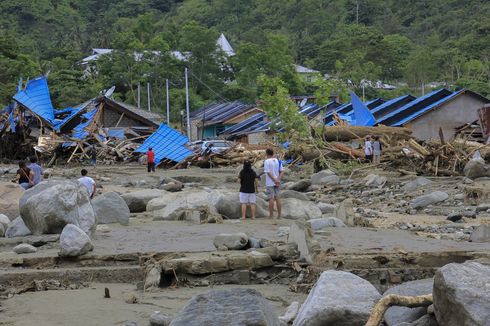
[364, 136, 373, 163]
[238, 160, 258, 220]
[27, 156, 42, 187]
[90, 146, 97, 166]
[373, 135, 382, 164]
[264, 148, 284, 221]
[78, 169, 96, 198]
[16, 161, 35, 190]
[147, 147, 155, 173]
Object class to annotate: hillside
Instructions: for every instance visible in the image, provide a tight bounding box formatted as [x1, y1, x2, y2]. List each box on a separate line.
[0, 0, 489, 114]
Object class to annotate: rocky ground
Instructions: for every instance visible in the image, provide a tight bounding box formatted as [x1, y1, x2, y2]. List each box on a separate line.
[0, 161, 489, 325]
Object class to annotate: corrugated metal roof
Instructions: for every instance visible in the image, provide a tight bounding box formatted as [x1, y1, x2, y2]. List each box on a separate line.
[370, 94, 416, 119]
[135, 124, 192, 163]
[325, 98, 384, 126]
[220, 113, 267, 135]
[191, 101, 255, 125]
[13, 76, 55, 124]
[106, 98, 163, 125]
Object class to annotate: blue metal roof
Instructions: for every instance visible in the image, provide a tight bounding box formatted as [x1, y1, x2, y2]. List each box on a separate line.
[350, 91, 375, 126]
[13, 76, 55, 124]
[325, 98, 384, 126]
[376, 88, 453, 126]
[370, 94, 416, 119]
[72, 108, 98, 140]
[220, 113, 266, 135]
[135, 124, 192, 163]
[107, 128, 126, 139]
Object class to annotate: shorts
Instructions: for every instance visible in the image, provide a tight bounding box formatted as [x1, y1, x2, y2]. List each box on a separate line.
[365, 155, 373, 162]
[147, 162, 155, 172]
[266, 186, 281, 199]
[239, 192, 256, 204]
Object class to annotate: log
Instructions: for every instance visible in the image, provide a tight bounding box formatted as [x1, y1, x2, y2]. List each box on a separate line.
[323, 126, 412, 142]
[365, 294, 433, 326]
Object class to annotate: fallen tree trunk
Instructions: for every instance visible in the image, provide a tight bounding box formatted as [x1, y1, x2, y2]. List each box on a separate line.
[323, 126, 412, 142]
[365, 294, 433, 326]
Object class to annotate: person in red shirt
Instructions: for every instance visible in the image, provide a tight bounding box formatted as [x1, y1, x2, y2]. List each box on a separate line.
[147, 147, 155, 173]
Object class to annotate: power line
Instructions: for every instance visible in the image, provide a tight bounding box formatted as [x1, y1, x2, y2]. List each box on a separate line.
[188, 70, 230, 103]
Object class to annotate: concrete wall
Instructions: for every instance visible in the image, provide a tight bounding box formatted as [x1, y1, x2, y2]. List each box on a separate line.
[407, 94, 486, 141]
[248, 132, 273, 145]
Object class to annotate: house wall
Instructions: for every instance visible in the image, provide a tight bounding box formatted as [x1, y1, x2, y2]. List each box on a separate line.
[103, 108, 144, 127]
[248, 132, 273, 145]
[406, 94, 486, 141]
[298, 72, 321, 83]
[190, 120, 200, 141]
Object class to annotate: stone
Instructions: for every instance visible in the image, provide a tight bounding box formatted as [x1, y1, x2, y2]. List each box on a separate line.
[281, 198, 322, 220]
[0, 223, 5, 237]
[318, 174, 340, 185]
[286, 179, 311, 192]
[463, 210, 476, 218]
[13, 243, 38, 254]
[5, 216, 31, 238]
[92, 192, 130, 225]
[0, 181, 24, 218]
[248, 237, 261, 248]
[469, 225, 490, 243]
[276, 226, 290, 237]
[279, 302, 300, 324]
[162, 182, 183, 192]
[364, 174, 387, 187]
[121, 189, 164, 213]
[383, 278, 433, 326]
[0, 213, 11, 229]
[59, 224, 94, 257]
[433, 261, 490, 326]
[410, 191, 448, 209]
[293, 270, 381, 326]
[402, 177, 432, 192]
[309, 217, 346, 230]
[476, 203, 490, 212]
[169, 288, 280, 326]
[463, 159, 490, 179]
[310, 169, 336, 185]
[213, 233, 249, 250]
[317, 203, 336, 214]
[150, 312, 172, 326]
[409, 314, 439, 326]
[288, 222, 320, 264]
[446, 212, 463, 222]
[215, 193, 268, 219]
[280, 190, 310, 201]
[19, 181, 96, 235]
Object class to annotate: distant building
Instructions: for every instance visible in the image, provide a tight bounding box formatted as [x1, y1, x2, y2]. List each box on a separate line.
[295, 64, 321, 83]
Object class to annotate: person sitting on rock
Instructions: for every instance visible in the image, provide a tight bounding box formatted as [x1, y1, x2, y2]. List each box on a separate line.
[16, 161, 35, 190]
[78, 169, 96, 199]
[238, 160, 259, 220]
[28, 156, 42, 187]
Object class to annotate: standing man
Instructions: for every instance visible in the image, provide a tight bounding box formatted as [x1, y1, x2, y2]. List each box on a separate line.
[147, 147, 155, 173]
[28, 156, 42, 187]
[364, 136, 373, 163]
[264, 148, 284, 221]
[78, 169, 96, 199]
[372, 135, 382, 164]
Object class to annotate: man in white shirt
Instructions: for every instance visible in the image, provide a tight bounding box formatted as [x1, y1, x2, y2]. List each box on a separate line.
[264, 148, 284, 220]
[364, 136, 373, 163]
[78, 169, 96, 198]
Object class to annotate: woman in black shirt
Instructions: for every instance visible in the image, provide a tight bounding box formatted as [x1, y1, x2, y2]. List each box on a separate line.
[238, 160, 258, 220]
[16, 161, 34, 190]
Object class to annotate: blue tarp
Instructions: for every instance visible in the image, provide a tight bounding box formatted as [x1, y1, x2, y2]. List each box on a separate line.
[350, 91, 376, 126]
[13, 76, 55, 124]
[135, 124, 192, 163]
[107, 128, 126, 139]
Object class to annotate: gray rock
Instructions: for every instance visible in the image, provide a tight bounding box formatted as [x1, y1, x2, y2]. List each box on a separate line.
[317, 203, 336, 214]
[446, 212, 463, 222]
[281, 198, 322, 220]
[5, 216, 31, 238]
[463, 210, 476, 219]
[476, 203, 490, 212]
[383, 278, 433, 326]
[280, 190, 310, 201]
[410, 314, 439, 326]
[464, 159, 490, 179]
[293, 270, 381, 326]
[364, 174, 387, 187]
[279, 302, 300, 325]
[402, 177, 432, 192]
[92, 192, 130, 225]
[215, 193, 268, 219]
[169, 288, 280, 326]
[286, 179, 311, 192]
[310, 170, 337, 185]
[309, 217, 345, 230]
[288, 222, 320, 264]
[0, 223, 5, 237]
[162, 182, 183, 192]
[121, 189, 164, 213]
[213, 233, 249, 250]
[469, 225, 490, 243]
[410, 191, 448, 209]
[13, 243, 38, 254]
[150, 312, 172, 326]
[433, 261, 490, 326]
[59, 224, 93, 257]
[0, 213, 10, 229]
[248, 237, 261, 248]
[19, 181, 96, 235]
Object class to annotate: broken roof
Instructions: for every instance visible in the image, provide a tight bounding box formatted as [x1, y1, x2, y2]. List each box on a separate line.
[190, 101, 256, 125]
[13, 76, 55, 124]
[103, 97, 163, 127]
[135, 124, 192, 163]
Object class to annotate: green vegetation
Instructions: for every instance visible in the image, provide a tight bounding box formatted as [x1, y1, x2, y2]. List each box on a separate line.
[0, 0, 489, 116]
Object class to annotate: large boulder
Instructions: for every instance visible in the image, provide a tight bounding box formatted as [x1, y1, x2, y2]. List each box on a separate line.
[293, 270, 381, 326]
[216, 193, 268, 219]
[121, 189, 165, 213]
[469, 225, 490, 243]
[92, 192, 130, 225]
[281, 198, 322, 220]
[310, 170, 338, 185]
[59, 224, 93, 257]
[5, 216, 31, 238]
[286, 179, 311, 192]
[433, 261, 490, 326]
[169, 288, 280, 326]
[280, 190, 310, 201]
[464, 159, 490, 179]
[402, 177, 432, 192]
[383, 278, 433, 326]
[213, 233, 249, 250]
[0, 214, 9, 236]
[0, 181, 24, 219]
[19, 181, 96, 235]
[309, 217, 345, 230]
[410, 191, 448, 209]
[364, 174, 387, 187]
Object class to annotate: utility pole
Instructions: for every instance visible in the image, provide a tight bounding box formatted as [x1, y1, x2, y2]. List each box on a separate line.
[185, 68, 191, 140]
[166, 79, 170, 125]
[137, 83, 141, 108]
[147, 83, 151, 112]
